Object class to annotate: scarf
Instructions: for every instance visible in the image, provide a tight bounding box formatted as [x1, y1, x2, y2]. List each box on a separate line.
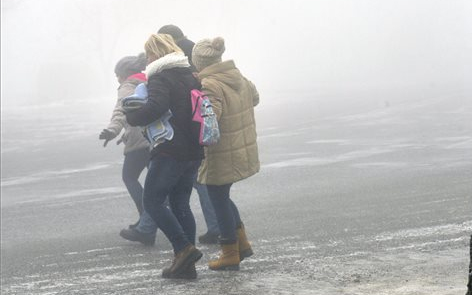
[144, 52, 190, 78]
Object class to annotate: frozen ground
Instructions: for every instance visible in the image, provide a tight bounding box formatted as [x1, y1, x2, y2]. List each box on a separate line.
[1, 93, 471, 294]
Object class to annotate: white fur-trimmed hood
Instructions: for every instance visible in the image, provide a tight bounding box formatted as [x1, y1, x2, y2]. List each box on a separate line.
[144, 52, 190, 78]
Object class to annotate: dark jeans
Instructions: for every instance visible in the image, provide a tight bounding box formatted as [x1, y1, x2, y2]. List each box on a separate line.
[194, 181, 220, 235]
[143, 153, 200, 252]
[122, 148, 150, 215]
[207, 183, 242, 243]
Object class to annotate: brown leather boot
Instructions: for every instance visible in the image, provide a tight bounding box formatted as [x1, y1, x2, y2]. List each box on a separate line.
[163, 244, 202, 278]
[209, 242, 240, 271]
[162, 262, 197, 279]
[237, 223, 253, 261]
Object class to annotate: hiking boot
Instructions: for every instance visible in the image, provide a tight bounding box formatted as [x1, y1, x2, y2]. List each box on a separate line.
[162, 262, 197, 279]
[237, 223, 253, 261]
[198, 232, 219, 244]
[119, 228, 155, 246]
[208, 242, 240, 271]
[163, 245, 202, 278]
[128, 220, 140, 229]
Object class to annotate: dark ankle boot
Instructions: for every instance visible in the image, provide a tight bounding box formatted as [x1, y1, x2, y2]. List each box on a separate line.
[128, 220, 140, 229]
[163, 245, 202, 278]
[119, 228, 156, 246]
[162, 263, 197, 279]
[198, 231, 219, 244]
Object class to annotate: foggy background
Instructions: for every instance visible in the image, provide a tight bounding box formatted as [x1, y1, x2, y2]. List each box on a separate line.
[1, 1, 472, 294]
[2, 0, 471, 179]
[2, 0, 471, 109]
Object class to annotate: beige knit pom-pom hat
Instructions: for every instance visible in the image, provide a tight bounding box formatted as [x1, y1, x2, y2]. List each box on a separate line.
[192, 37, 225, 72]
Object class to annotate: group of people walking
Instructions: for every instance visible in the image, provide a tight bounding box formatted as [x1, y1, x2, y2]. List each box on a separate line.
[99, 25, 259, 279]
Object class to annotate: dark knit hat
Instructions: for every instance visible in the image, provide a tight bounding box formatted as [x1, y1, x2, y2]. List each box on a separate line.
[192, 37, 225, 72]
[157, 25, 184, 41]
[114, 53, 147, 78]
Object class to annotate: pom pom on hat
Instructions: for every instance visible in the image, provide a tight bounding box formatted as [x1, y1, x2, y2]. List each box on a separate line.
[192, 37, 226, 72]
[211, 37, 225, 52]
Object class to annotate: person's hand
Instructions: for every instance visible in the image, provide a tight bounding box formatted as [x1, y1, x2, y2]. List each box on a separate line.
[99, 129, 116, 147]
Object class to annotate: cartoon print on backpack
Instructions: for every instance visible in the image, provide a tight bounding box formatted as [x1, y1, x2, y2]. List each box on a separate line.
[190, 89, 220, 146]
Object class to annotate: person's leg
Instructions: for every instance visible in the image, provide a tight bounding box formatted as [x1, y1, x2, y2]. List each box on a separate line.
[122, 148, 149, 215]
[221, 192, 252, 261]
[143, 154, 190, 252]
[224, 198, 253, 261]
[119, 204, 159, 246]
[228, 198, 242, 229]
[133, 199, 169, 234]
[143, 154, 202, 278]
[168, 160, 200, 245]
[135, 210, 158, 234]
[206, 183, 241, 271]
[196, 182, 220, 234]
[119, 152, 157, 246]
[207, 183, 236, 242]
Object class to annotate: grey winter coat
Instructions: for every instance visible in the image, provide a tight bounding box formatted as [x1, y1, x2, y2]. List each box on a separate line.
[106, 76, 149, 154]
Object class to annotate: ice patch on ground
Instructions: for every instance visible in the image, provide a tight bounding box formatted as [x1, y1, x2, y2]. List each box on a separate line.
[16, 187, 126, 205]
[1, 163, 114, 187]
[351, 162, 409, 168]
[307, 139, 352, 145]
[444, 138, 472, 149]
[373, 221, 472, 242]
[258, 131, 305, 140]
[2, 232, 468, 295]
[264, 147, 394, 168]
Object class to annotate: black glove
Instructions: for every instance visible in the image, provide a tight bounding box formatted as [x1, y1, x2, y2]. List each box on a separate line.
[99, 129, 116, 147]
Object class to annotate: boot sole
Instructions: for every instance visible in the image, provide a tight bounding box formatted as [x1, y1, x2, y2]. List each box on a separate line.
[210, 264, 240, 271]
[121, 236, 156, 246]
[119, 230, 156, 246]
[172, 249, 203, 275]
[239, 248, 253, 261]
[162, 270, 197, 280]
[168, 274, 197, 279]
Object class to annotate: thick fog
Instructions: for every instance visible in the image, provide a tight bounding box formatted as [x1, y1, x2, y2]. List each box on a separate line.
[2, 0, 471, 111]
[1, 1, 472, 294]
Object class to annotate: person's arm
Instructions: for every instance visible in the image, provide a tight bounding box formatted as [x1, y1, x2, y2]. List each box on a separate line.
[126, 75, 171, 126]
[202, 80, 224, 121]
[244, 77, 259, 107]
[100, 83, 135, 146]
[106, 94, 126, 135]
[208, 94, 223, 122]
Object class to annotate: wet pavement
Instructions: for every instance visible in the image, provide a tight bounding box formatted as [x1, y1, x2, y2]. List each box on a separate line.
[1, 95, 471, 294]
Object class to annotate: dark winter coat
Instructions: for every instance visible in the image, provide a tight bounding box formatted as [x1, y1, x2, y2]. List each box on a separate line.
[126, 53, 203, 161]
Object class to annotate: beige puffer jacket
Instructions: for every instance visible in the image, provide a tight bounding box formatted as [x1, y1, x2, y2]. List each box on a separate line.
[197, 60, 260, 185]
[106, 77, 149, 154]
